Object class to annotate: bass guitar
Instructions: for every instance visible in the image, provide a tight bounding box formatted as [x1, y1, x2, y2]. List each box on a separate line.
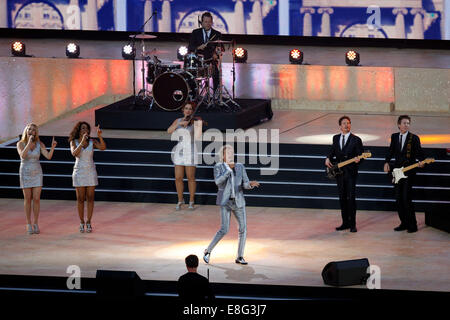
[326, 152, 372, 179]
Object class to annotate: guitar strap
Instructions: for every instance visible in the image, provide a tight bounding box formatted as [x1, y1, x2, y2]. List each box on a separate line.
[406, 133, 413, 160]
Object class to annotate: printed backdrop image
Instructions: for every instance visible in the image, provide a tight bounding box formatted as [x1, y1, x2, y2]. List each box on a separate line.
[1, 0, 449, 40]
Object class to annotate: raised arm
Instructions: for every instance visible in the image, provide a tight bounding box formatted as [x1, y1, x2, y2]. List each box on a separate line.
[17, 139, 32, 159]
[214, 163, 231, 186]
[40, 137, 57, 160]
[70, 134, 87, 158]
[93, 126, 106, 150]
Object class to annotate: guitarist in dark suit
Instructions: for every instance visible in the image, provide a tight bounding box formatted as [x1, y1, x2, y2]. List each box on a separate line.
[188, 12, 222, 91]
[384, 115, 424, 233]
[325, 116, 364, 233]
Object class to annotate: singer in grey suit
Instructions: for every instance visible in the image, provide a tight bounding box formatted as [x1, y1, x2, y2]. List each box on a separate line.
[204, 145, 259, 265]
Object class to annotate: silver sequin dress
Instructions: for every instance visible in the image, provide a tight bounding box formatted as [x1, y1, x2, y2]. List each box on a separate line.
[19, 143, 43, 188]
[172, 118, 198, 167]
[72, 140, 98, 187]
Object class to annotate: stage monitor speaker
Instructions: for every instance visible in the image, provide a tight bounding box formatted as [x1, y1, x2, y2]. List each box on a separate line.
[425, 203, 450, 233]
[322, 258, 370, 286]
[96, 270, 145, 297]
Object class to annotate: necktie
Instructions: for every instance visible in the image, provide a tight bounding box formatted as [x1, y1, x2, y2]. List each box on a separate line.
[341, 135, 345, 150]
[204, 31, 209, 43]
[399, 134, 403, 151]
[230, 166, 235, 199]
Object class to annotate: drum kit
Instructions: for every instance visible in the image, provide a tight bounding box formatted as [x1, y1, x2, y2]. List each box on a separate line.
[130, 34, 240, 112]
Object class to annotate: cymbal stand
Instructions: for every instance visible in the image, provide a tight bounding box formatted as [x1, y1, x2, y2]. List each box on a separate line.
[197, 69, 214, 109]
[214, 46, 240, 112]
[137, 38, 152, 101]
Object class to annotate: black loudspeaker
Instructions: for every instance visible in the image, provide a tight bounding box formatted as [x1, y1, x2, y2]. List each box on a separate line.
[96, 270, 145, 297]
[322, 258, 370, 286]
[425, 204, 450, 233]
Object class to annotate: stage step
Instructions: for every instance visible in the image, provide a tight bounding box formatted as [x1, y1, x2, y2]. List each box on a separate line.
[1, 136, 448, 211]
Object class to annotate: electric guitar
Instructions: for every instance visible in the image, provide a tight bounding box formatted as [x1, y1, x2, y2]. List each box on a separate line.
[391, 158, 434, 184]
[326, 152, 372, 179]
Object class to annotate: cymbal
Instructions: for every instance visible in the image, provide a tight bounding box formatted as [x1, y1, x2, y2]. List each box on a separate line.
[209, 40, 232, 44]
[130, 34, 157, 39]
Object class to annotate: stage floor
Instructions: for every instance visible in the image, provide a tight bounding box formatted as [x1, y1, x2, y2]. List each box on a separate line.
[0, 198, 448, 292]
[7, 102, 449, 148]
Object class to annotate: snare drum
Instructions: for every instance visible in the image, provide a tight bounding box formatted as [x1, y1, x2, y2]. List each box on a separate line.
[184, 53, 208, 78]
[184, 53, 203, 70]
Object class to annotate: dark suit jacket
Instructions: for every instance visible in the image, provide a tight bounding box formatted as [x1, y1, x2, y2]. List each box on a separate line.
[177, 272, 214, 303]
[188, 27, 222, 60]
[327, 133, 364, 177]
[385, 132, 424, 176]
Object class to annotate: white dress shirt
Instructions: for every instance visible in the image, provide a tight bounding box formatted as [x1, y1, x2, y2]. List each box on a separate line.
[399, 131, 408, 151]
[203, 29, 211, 43]
[340, 132, 351, 150]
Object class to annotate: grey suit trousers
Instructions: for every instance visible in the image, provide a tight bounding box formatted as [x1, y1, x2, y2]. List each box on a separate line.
[206, 199, 247, 258]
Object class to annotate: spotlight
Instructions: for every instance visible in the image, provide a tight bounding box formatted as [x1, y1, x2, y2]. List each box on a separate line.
[289, 49, 303, 64]
[233, 47, 248, 63]
[177, 46, 188, 61]
[345, 50, 360, 66]
[11, 41, 26, 57]
[122, 44, 136, 60]
[66, 43, 80, 58]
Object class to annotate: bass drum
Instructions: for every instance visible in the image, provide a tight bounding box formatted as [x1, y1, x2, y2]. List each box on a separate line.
[152, 70, 197, 111]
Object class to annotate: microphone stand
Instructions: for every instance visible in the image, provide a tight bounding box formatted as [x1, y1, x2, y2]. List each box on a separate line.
[130, 10, 157, 107]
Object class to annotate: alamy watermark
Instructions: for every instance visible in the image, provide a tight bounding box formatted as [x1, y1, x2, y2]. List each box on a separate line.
[367, 5, 382, 31]
[171, 128, 280, 175]
[366, 265, 381, 289]
[66, 265, 81, 290]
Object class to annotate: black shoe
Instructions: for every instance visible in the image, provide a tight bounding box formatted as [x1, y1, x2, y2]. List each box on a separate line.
[235, 257, 248, 265]
[394, 225, 407, 231]
[407, 227, 418, 233]
[335, 225, 350, 231]
[350, 227, 357, 233]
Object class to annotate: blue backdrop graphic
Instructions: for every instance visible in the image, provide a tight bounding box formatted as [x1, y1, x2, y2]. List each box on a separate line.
[1, 0, 447, 40]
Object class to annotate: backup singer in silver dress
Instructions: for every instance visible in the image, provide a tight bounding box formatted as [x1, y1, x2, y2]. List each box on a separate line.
[16, 124, 57, 234]
[69, 122, 106, 233]
[167, 103, 203, 211]
[203, 145, 260, 265]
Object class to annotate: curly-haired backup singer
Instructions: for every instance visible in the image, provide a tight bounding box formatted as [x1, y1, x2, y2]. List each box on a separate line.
[203, 145, 260, 265]
[16, 124, 57, 234]
[69, 122, 106, 233]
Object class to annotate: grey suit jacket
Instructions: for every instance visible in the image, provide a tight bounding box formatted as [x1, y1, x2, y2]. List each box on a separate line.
[214, 162, 251, 208]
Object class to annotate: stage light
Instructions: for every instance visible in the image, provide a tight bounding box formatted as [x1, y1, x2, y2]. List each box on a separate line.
[122, 44, 135, 60]
[66, 43, 80, 58]
[289, 49, 303, 64]
[233, 47, 248, 63]
[177, 46, 188, 61]
[345, 50, 360, 66]
[11, 41, 26, 57]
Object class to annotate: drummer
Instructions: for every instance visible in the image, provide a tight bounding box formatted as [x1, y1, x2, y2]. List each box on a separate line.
[188, 11, 222, 92]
